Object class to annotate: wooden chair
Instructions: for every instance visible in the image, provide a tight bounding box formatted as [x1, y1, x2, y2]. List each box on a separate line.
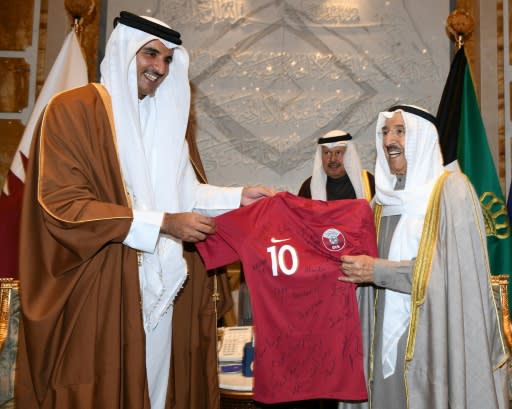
[490, 275, 512, 349]
[0, 278, 19, 408]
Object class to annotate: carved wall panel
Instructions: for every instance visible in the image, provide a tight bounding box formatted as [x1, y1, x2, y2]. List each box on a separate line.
[0, 0, 46, 190]
[106, 0, 450, 192]
[0, 120, 24, 189]
[0, 59, 30, 113]
[0, 0, 35, 50]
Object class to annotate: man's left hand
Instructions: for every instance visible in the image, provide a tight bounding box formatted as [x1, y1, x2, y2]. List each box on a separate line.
[241, 185, 277, 206]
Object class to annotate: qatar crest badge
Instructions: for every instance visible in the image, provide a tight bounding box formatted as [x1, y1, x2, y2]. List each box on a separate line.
[322, 228, 346, 252]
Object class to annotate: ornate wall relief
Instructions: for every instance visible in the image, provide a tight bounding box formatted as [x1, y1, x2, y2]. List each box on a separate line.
[106, 0, 450, 191]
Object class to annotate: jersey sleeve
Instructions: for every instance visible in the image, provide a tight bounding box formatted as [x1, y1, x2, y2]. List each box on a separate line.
[196, 200, 262, 269]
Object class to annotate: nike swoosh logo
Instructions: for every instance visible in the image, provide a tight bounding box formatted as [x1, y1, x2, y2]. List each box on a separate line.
[270, 237, 291, 243]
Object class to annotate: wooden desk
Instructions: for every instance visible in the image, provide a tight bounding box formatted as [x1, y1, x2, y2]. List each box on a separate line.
[218, 370, 339, 408]
[220, 388, 255, 408]
[219, 371, 255, 408]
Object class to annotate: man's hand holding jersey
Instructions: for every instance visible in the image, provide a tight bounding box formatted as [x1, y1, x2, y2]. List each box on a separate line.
[160, 212, 216, 242]
[339, 255, 375, 284]
[160, 185, 276, 242]
[241, 185, 277, 206]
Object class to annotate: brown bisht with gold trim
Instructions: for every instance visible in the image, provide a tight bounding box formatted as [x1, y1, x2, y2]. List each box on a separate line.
[16, 83, 148, 409]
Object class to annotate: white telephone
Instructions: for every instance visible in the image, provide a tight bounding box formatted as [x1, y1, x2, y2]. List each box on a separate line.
[218, 326, 253, 363]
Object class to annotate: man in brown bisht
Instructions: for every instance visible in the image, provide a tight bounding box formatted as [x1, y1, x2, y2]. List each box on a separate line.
[16, 11, 273, 409]
[339, 105, 508, 409]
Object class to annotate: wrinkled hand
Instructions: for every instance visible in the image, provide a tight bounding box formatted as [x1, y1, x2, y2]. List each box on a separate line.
[241, 185, 277, 206]
[160, 212, 216, 242]
[338, 254, 375, 284]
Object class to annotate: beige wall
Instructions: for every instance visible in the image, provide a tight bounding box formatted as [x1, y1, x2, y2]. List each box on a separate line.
[103, 0, 452, 191]
[480, 2, 501, 172]
[38, 1, 510, 193]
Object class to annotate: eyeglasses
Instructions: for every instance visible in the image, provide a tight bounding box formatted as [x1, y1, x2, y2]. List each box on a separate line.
[379, 125, 405, 138]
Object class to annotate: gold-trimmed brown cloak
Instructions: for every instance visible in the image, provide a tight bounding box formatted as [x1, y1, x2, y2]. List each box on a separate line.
[16, 83, 142, 408]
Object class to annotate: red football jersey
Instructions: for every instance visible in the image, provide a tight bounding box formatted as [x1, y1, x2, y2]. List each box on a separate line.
[196, 192, 378, 404]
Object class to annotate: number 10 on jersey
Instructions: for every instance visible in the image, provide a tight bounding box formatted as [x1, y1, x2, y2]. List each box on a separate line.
[267, 244, 299, 276]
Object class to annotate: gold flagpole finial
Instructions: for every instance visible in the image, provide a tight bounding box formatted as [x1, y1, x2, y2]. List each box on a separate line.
[446, 9, 475, 49]
[72, 17, 82, 34]
[64, 0, 95, 33]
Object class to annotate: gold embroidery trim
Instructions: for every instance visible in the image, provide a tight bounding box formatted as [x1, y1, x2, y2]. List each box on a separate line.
[374, 203, 382, 238]
[38, 84, 133, 224]
[405, 171, 450, 361]
[190, 156, 207, 184]
[362, 170, 372, 202]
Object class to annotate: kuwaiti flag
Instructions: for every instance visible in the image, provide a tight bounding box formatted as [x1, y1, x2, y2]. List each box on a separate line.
[436, 45, 512, 309]
[508, 182, 512, 223]
[0, 30, 88, 278]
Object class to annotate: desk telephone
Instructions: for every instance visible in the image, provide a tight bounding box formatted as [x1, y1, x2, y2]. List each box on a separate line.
[218, 326, 253, 363]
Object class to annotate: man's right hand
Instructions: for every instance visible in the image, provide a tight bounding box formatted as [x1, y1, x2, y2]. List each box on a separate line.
[338, 254, 376, 284]
[160, 212, 216, 242]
